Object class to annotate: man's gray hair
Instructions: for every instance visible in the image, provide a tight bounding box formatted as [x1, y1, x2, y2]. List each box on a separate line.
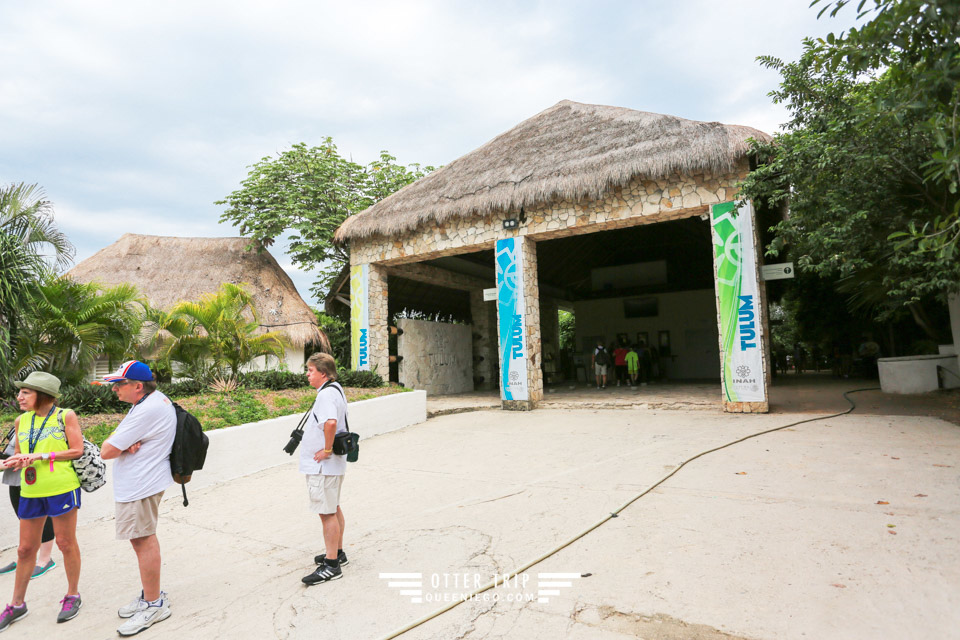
[307, 352, 337, 380]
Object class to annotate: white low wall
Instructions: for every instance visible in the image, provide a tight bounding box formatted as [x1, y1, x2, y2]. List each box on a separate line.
[878, 355, 960, 394]
[0, 390, 427, 550]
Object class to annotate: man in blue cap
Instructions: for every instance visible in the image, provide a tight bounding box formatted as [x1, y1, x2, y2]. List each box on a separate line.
[100, 360, 176, 636]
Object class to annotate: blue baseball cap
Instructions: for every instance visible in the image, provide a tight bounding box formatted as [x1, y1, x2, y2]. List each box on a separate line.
[103, 360, 154, 382]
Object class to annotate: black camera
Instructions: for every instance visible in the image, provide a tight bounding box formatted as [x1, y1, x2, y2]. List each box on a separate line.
[282, 428, 303, 455]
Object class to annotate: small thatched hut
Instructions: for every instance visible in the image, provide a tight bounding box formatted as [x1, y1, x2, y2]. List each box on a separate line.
[69, 233, 324, 376]
[334, 100, 776, 413]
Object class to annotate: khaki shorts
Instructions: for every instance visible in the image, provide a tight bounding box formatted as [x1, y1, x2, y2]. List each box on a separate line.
[594, 363, 608, 376]
[306, 474, 343, 515]
[115, 491, 164, 540]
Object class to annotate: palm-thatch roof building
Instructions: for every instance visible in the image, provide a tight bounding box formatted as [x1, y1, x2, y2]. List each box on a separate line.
[335, 100, 776, 412]
[69, 233, 323, 375]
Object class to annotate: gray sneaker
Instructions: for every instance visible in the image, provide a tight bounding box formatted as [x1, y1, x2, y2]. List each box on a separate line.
[0, 603, 28, 632]
[117, 598, 171, 636]
[57, 594, 81, 623]
[30, 559, 56, 579]
[118, 591, 168, 619]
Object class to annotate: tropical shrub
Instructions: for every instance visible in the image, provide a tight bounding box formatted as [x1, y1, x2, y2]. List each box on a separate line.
[239, 370, 309, 390]
[148, 283, 287, 379]
[59, 383, 127, 415]
[337, 369, 384, 388]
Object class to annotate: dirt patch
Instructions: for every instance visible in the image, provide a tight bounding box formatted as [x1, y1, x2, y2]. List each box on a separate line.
[573, 606, 755, 640]
[769, 373, 960, 426]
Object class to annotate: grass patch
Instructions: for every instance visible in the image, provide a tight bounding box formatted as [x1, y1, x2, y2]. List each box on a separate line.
[74, 385, 411, 445]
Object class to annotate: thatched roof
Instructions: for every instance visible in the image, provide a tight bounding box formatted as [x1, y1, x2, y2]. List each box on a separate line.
[335, 100, 771, 242]
[68, 234, 322, 347]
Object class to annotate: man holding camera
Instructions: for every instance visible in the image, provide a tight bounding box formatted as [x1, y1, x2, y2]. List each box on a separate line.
[300, 353, 349, 586]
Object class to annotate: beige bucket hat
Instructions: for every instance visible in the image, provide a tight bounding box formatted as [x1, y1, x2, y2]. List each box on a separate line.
[14, 371, 62, 398]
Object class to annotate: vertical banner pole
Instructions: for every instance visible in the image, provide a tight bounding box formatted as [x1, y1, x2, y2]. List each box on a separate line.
[711, 201, 767, 409]
[495, 237, 529, 402]
[350, 264, 371, 371]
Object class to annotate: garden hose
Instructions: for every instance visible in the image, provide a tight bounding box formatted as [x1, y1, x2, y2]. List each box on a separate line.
[376, 387, 881, 640]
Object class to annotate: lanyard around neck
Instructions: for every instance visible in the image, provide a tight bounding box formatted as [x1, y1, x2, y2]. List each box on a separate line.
[28, 405, 57, 454]
[130, 391, 152, 412]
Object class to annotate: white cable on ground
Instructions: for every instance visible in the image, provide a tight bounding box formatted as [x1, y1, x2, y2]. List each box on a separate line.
[376, 387, 880, 640]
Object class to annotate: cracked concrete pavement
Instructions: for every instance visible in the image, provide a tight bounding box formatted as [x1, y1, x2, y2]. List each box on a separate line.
[1, 406, 958, 639]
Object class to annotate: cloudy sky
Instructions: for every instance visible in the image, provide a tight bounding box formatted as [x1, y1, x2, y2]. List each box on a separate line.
[0, 0, 862, 305]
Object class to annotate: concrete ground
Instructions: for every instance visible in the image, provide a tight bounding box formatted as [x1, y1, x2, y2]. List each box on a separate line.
[1, 398, 958, 639]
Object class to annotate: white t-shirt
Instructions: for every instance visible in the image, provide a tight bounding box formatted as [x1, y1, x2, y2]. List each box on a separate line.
[299, 381, 348, 476]
[106, 391, 176, 503]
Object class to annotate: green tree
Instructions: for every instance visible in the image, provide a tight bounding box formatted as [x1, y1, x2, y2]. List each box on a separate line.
[0, 183, 75, 385]
[740, 0, 960, 322]
[558, 310, 576, 351]
[16, 277, 145, 385]
[216, 139, 435, 298]
[152, 283, 288, 380]
[314, 309, 349, 367]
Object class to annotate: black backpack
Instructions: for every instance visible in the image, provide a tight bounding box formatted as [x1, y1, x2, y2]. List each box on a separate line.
[596, 348, 611, 366]
[170, 402, 209, 506]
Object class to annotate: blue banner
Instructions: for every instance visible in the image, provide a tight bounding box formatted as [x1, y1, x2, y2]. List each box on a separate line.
[496, 238, 528, 401]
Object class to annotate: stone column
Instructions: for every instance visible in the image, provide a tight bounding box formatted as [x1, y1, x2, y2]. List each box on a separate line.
[469, 289, 497, 390]
[495, 236, 542, 410]
[367, 263, 389, 377]
[350, 262, 389, 377]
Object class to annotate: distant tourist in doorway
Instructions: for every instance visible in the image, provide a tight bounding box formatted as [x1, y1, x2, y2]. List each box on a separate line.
[793, 343, 805, 374]
[592, 342, 610, 389]
[613, 343, 628, 386]
[625, 345, 640, 387]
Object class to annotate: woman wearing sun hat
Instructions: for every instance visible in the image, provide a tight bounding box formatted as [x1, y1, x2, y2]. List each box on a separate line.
[0, 372, 85, 631]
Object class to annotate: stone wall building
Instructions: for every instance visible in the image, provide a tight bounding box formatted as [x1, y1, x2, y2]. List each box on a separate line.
[335, 100, 775, 412]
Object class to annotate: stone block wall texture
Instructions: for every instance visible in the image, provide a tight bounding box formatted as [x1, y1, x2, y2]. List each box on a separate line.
[349, 165, 748, 267]
[367, 263, 390, 378]
[470, 290, 497, 390]
[397, 318, 473, 395]
[519, 237, 543, 407]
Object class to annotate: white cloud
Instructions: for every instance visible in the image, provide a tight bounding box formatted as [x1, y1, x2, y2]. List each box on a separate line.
[0, 0, 865, 305]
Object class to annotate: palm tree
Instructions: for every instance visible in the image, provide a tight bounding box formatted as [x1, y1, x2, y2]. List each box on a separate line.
[15, 277, 146, 384]
[0, 183, 75, 386]
[153, 283, 288, 380]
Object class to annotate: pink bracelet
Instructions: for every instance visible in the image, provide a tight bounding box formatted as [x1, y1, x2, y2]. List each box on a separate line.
[49, 451, 56, 473]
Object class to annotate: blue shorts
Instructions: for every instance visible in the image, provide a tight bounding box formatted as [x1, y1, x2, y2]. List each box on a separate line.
[17, 489, 81, 519]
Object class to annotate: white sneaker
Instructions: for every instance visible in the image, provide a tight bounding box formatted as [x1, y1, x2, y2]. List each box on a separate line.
[118, 591, 168, 618]
[117, 597, 171, 636]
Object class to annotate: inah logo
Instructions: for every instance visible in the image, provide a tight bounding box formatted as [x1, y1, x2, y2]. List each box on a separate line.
[738, 295, 757, 350]
[736, 365, 751, 378]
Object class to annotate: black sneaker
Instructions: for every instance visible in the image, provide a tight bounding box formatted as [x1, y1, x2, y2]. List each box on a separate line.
[314, 550, 349, 566]
[302, 563, 342, 586]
